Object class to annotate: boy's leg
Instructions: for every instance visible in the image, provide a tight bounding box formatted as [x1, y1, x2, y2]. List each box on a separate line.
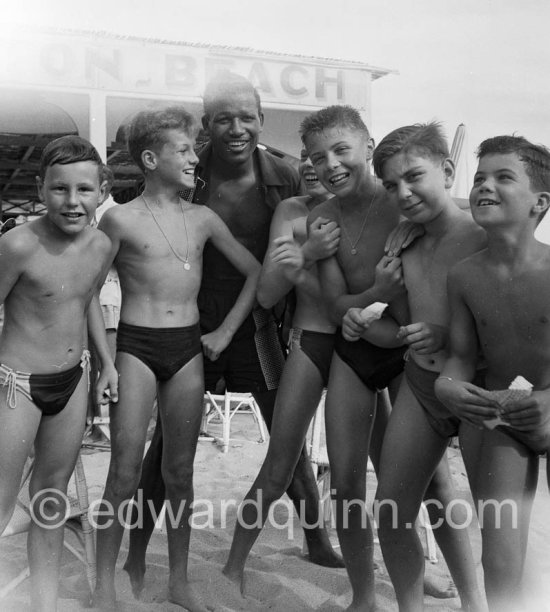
[462, 427, 538, 612]
[0, 390, 40, 534]
[224, 348, 333, 590]
[123, 411, 165, 596]
[93, 353, 158, 607]
[155, 354, 208, 612]
[251, 386, 343, 567]
[424, 450, 485, 610]
[376, 378, 457, 611]
[28, 373, 88, 612]
[325, 355, 377, 612]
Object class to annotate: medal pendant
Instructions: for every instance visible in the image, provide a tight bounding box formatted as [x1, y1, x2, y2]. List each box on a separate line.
[184, 262, 191, 271]
[351, 248, 357, 255]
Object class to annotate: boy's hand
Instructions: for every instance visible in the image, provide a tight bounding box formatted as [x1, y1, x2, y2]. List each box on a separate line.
[373, 255, 405, 301]
[434, 377, 499, 427]
[342, 307, 368, 342]
[397, 322, 447, 354]
[271, 236, 305, 282]
[500, 389, 550, 434]
[201, 329, 233, 362]
[302, 217, 340, 263]
[96, 362, 118, 406]
[384, 221, 424, 257]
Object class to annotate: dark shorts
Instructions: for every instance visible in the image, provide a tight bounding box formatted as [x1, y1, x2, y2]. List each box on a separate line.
[199, 285, 284, 393]
[0, 351, 90, 416]
[117, 322, 202, 382]
[288, 328, 335, 387]
[405, 358, 461, 438]
[334, 333, 405, 392]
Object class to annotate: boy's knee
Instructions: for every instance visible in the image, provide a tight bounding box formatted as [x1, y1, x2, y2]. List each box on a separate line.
[162, 461, 194, 492]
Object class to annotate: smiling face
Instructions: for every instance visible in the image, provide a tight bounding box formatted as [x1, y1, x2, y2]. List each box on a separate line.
[203, 91, 263, 166]
[152, 128, 198, 190]
[304, 126, 372, 198]
[299, 148, 329, 199]
[470, 152, 543, 227]
[37, 160, 103, 235]
[380, 149, 453, 223]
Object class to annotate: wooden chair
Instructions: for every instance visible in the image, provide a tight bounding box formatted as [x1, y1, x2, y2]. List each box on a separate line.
[201, 391, 267, 453]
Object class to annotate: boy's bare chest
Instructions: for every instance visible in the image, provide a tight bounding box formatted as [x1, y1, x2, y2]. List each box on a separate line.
[465, 270, 550, 338]
[25, 249, 100, 300]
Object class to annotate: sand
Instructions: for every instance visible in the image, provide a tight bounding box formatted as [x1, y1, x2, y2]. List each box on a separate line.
[1, 412, 550, 611]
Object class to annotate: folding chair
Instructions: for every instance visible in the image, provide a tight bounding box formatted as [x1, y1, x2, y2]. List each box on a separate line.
[202, 391, 267, 453]
[0, 451, 96, 598]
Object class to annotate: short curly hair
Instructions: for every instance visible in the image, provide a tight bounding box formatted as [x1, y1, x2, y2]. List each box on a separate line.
[300, 105, 370, 147]
[127, 106, 197, 173]
[39, 135, 102, 180]
[373, 122, 449, 179]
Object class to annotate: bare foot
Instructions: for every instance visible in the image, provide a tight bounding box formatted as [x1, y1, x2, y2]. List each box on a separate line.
[122, 558, 145, 599]
[307, 545, 345, 568]
[168, 581, 211, 611]
[221, 565, 246, 598]
[345, 598, 377, 611]
[423, 576, 458, 599]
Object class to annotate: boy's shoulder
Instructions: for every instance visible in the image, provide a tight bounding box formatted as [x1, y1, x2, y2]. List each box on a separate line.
[275, 195, 312, 217]
[307, 196, 338, 223]
[0, 221, 40, 257]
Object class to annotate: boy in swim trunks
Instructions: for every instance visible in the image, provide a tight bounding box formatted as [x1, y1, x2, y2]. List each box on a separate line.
[223, 149, 343, 590]
[360, 122, 487, 611]
[0, 135, 118, 611]
[92, 106, 260, 611]
[435, 135, 550, 611]
[302, 105, 406, 612]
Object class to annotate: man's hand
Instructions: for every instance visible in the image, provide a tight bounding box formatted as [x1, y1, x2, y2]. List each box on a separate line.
[303, 217, 340, 264]
[435, 377, 499, 427]
[397, 322, 447, 354]
[373, 255, 405, 301]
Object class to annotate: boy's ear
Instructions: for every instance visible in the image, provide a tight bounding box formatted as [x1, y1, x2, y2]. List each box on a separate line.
[98, 180, 108, 205]
[365, 137, 375, 161]
[258, 111, 264, 131]
[443, 158, 456, 189]
[141, 149, 157, 172]
[35, 176, 45, 202]
[532, 192, 550, 216]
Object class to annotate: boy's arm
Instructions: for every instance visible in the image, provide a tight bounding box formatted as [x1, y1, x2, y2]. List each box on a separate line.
[434, 267, 498, 426]
[317, 253, 404, 326]
[202, 212, 261, 361]
[257, 203, 339, 309]
[88, 293, 118, 406]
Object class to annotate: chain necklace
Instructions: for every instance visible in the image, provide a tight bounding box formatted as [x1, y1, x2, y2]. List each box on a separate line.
[141, 194, 191, 271]
[339, 183, 377, 255]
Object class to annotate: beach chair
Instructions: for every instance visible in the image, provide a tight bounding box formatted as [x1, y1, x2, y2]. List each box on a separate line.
[0, 450, 96, 599]
[201, 391, 267, 453]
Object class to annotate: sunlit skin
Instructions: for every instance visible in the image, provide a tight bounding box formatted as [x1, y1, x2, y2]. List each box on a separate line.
[149, 128, 199, 192]
[435, 150, 550, 611]
[37, 160, 104, 237]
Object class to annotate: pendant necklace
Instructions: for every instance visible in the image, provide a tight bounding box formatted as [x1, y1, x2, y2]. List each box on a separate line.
[141, 194, 191, 270]
[339, 183, 377, 255]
